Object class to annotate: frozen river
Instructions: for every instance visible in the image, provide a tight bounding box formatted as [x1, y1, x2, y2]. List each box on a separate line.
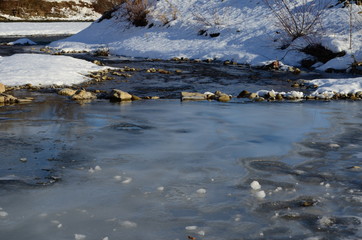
[0, 22, 361, 240]
[0, 95, 361, 240]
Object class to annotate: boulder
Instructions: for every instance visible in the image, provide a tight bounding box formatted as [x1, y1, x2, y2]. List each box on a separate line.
[181, 92, 206, 101]
[0, 94, 18, 103]
[0, 83, 5, 93]
[248, 93, 258, 99]
[58, 88, 77, 96]
[111, 89, 133, 101]
[71, 90, 97, 100]
[214, 91, 231, 102]
[237, 90, 250, 98]
[131, 95, 142, 101]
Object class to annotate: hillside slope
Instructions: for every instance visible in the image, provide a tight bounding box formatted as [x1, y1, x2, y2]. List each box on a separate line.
[50, 0, 362, 70]
[0, 0, 123, 21]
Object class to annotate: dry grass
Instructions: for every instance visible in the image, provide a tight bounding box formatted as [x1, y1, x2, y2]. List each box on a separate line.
[123, 0, 150, 27]
[0, 0, 124, 19]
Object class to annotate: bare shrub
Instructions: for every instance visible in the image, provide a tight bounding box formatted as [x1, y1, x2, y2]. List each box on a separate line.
[192, 8, 230, 27]
[264, 0, 332, 46]
[124, 0, 150, 27]
[92, 0, 125, 14]
[152, 0, 178, 25]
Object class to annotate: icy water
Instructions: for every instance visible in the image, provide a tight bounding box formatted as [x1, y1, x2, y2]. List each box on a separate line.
[0, 95, 362, 240]
[0, 33, 362, 240]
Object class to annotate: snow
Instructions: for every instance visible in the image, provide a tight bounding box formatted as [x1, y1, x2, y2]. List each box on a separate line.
[0, 54, 106, 87]
[0, 1, 361, 96]
[49, 0, 362, 69]
[0, 22, 92, 36]
[46, 0, 95, 3]
[8, 38, 37, 46]
[309, 77, 362, 95]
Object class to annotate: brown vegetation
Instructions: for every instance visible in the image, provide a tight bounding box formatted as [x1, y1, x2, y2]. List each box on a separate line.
[0, 0, 124, 20]
[123, 0, 150, 27]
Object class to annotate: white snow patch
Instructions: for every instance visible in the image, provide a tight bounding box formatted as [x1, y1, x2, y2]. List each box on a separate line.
[49, 0, 362, 72]
[0, 54, 106, 87]
[8, 38, 37, 45]
[0, 22, 92, 36]
[309, 77, 362, 95]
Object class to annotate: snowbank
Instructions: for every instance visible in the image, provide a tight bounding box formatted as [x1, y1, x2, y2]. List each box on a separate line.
[0, 54, 106, 86]
[50, 0, 362, 69]
[310, 77, 362, 95]
[0, 22, 92, 36]
[8, 38, 37, 46]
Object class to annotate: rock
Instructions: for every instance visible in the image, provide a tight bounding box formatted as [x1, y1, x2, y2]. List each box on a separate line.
[275, 93, 284, 100]
[355, 91, 362, 98]
[0, 94, 18, 103]
[131, 95, 141, 101]
[71, 90, 97, 101]
[93, 60, 103, 66]
[263, 60, 280, 70]
[58, 88, 77, 96]
[181, 92, 206, 101]
[306, 95, 316, 100]
[17, 98, 34, 103]
[0, 83, 5, 93]
[111, 89, 133, 101]
[218, 95, 231, 102]
[254, 97, 265, 102]
[237, 90, 250, 98]
[291, 83, 300, 88]
[266, 91, 276, 98]
[248, 93, 258, 99]
[215, 91, 231, 102]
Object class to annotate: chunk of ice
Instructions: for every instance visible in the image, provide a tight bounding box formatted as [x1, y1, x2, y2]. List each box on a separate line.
[196, 188, 207, 194]
[0, 211, 8, 217]
[185, 226, 198, 231]
[250, 181, 261, 190]
[120, 220, 137, 228]
[74, 234, 86, 240]
[255, 190, 266, 199]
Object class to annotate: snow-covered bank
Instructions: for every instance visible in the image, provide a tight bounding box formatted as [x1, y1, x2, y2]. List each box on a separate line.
[0, 54, 105, 86]
[0, 22, 92, 36]
[50, 0, 362, 70]
[0, 0, 100, 21]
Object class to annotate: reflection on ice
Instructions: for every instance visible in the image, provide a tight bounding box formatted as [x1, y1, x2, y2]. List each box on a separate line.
[0, 99, 362, 239]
